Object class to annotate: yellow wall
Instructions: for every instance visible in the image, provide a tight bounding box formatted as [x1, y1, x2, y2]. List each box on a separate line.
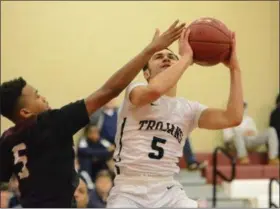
[1, 1, 279, 152]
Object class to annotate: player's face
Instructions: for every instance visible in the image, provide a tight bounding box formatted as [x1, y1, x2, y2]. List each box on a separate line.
[145, 49, 179, 80]
[74, 179, 89, 208]
[19, 84, 50, 119]
[95, 176, 112, 196]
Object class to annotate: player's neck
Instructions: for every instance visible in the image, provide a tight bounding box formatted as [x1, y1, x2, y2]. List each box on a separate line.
[165, 85, 177, 97]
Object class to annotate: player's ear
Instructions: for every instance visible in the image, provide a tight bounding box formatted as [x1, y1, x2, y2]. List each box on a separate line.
[143, 70, 151, 81]
[19, 108, 33, 119]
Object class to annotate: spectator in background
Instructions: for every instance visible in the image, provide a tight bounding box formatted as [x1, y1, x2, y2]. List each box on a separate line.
[90, 99, 119, 144]
[88, 170, 113, 208]
[270, 93, 280, 157]
[74, 158, 94, 190]
[77, 124, 115, 182]
[183, 139, 207, 171]
[223, 102, 279, 165]
[74, 177, 90, 208]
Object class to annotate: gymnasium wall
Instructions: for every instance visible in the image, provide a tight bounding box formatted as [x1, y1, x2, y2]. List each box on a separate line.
[1, 1, 279, 152]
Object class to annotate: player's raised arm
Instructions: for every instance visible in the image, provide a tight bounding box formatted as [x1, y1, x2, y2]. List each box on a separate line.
[130, 28, 193, 107]
[198, 32, 243, 130]
[85, 20, 186, 115]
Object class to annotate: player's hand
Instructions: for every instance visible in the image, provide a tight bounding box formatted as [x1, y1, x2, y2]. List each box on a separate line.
[223, 32, 240, 70]
[147, 20, 186, 52]
[178, 28, 193, 63]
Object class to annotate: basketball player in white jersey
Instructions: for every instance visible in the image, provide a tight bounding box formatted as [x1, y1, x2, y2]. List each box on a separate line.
[107, 26, 243, 208]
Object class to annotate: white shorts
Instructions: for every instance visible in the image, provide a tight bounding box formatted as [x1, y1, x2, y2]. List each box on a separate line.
[106, 174, 198, 208]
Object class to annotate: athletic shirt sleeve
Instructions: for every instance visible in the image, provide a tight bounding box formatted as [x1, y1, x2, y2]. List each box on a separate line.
[124, 81, 147, 106]
[40, 100, 89, 137]
[184, 100, 208, 131]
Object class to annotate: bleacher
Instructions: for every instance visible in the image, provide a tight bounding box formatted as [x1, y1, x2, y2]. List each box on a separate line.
[177, 150, 280, 208]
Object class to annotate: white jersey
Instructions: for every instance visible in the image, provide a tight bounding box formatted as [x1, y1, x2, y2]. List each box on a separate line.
[113, 82, 208, 176]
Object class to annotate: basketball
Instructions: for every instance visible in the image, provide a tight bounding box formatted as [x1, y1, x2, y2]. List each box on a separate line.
[188, 17, 232, 66]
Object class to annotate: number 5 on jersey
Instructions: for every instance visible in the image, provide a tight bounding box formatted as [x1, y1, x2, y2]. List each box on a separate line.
[148, 137, 167, 160]
[12, 143, 30, 179]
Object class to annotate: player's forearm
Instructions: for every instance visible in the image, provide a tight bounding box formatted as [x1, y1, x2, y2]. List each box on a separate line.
[225, 68, 243, 124]
[101, 46, 156, 97]
[85, 46, 157, 115]
[149, 55, 192, 95]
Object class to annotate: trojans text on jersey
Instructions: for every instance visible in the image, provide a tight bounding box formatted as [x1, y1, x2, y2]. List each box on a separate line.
[138, 120, 183, 143]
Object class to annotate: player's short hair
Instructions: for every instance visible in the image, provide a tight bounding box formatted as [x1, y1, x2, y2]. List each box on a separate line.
[0, 77, 27, 121]
[143, 48, 179, 72]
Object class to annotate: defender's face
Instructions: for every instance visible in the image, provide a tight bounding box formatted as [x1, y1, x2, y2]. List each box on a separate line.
[19, 85, 50, 119]
[144, 49, 179, 80]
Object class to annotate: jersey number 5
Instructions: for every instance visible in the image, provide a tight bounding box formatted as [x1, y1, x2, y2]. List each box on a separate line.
[148, 137, 167, 160]
[12, 143, 30, 179]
